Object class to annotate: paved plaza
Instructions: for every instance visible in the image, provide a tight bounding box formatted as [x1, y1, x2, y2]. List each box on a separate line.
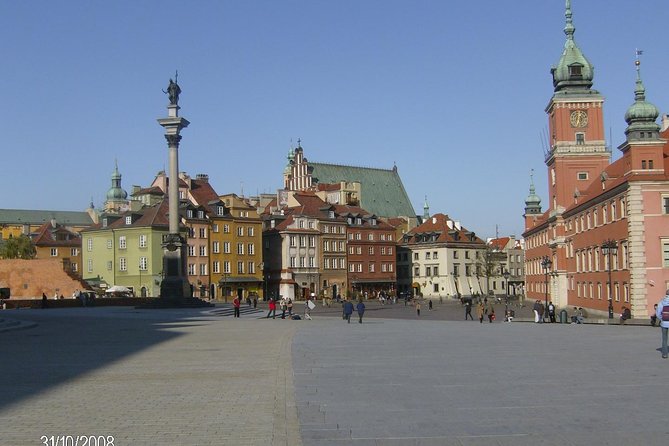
[0, 302, 667, 445]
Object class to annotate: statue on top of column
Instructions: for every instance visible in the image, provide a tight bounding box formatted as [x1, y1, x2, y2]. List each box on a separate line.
[164, 72, 181, 106]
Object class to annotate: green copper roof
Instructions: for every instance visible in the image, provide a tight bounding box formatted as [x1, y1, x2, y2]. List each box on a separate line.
[624, 61, 660, 136]
[525, 172, 541, 213]
[309, 163, 416, 218]
[551, 0, 595, 93]
[0, 209, 95, 226]
[106, 162, 128, 201]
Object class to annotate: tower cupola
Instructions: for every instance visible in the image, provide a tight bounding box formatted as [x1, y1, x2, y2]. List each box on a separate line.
[551, 0, 595, 93]
[106, 161, 128, 201]
[524, 171, 542, 215]
[624, 59, 660, 140]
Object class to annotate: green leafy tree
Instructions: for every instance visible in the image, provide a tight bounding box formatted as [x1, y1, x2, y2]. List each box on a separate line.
[0, 235, 36, 259]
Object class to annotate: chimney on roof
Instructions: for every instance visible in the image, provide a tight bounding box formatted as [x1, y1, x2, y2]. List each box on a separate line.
[132, 185, 141, 195]
[196, 174, 209, 182]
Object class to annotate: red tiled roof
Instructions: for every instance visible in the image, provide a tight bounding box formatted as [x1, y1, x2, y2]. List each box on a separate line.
[405, 213, 483, 245]
[32, 222, 81, 247]
[488, 237, 510, 250]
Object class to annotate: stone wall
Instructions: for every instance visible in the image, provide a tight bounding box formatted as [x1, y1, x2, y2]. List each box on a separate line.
[0, 259, 88, 299]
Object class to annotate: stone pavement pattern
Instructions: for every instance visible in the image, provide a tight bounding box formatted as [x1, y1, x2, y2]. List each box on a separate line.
[1, 306, 668, 446]
[0, 308, 300, 446]
[293, 318, 669, 446]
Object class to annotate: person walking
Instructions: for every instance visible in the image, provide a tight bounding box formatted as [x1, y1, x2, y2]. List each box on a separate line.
[428, 299, 433, 311]
[233, 295, 241, 318]
[416, 300, 421, 317]
[465, 300, 474, 320]
[656, 290, 669, 359]
[287, 299, 293, 316]
[304, 298, 314, 320]
[548, 301, 556, 323]
[266, 299, 276, 319]
[356, 300, 365, 324]
[253, 296, 258, 309]
[487, 301, 495, 323]
[476, 301, 485, 323]
[280, 297, 287, 319]
[343, 300, 354, 323]
[533, 300, 541, 323]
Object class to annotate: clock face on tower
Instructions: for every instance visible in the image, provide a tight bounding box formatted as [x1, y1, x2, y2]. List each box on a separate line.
[570, 110, 588, 128]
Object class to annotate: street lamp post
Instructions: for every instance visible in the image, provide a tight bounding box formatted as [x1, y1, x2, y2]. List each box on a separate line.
[503, 269, 510, 318]
[601, 239, 617, 319]
[541, 256, 552, 321]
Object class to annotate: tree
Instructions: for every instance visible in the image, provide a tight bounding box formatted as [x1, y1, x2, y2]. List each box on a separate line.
[0, 235, 36, 259]
[476, 245, 502, 295]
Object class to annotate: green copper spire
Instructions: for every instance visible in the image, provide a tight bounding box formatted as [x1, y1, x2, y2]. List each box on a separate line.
[525, 170, 542, 215]
[551, 0, 595, 93]
[106, 160, 128, 201]
[423, 195, 429, 220]
[624, 58, 660, 140]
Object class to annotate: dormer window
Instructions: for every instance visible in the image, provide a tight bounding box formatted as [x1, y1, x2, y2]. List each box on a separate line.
[198, 211, 204, 219]
[125, 216, 132, 225]
[187, 210, 193, 218]
[217, 206, 225, 216]
[356, 217, 362, 225]
[370, 218, 377, 226]
[328, 210, 335, 219]
[348, 217, 353, 225]
[569, 64, 582, 77]
[102, 218, 108, 228]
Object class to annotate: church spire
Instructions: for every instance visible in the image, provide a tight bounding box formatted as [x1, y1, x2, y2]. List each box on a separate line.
[423, 195, 430, 220]
[551, 0, 595, 93]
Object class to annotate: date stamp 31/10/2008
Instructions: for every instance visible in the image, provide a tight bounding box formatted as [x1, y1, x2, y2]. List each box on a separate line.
[40, 435, 115, 446]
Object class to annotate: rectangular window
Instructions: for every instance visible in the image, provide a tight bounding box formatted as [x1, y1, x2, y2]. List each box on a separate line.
[357, 247, 362, 255]
[237, 261, 244, 274]
[106, 261, 112, 271]
[369, 263, 375, 273]
[224, 261, 231, 274]
[662, 240, 669, 267]
[188, 264, 195, 275]
[309, 256, 315, 268]
[349, 246, 354, 255]
[213, 241, 220, 253]
[119, 236, 126, 249]
[339, 241, 344, 252]
[223, 242, 230, 253]
[299, 236, 306, 247]
[324, 258, 331, 269]
[50, 248, 58, 257]
[199, 246, 207, 256]
[87, 238, 93, 251]
[349, 263, 355, 272]
[381, 247, 386, 255]
[87, 259, 93, 273]
[382, 263, 387, 272]
[290, 236, 296, 247]
[577, 172, 588, 180]
[237, 243, 244, 255]
[309, 236, 315, 248]
[213, 223, 219, 233]
[368, 233, 374, 241]
[188, 245, 195, 256]
[248, 227, 254, 237]
[139, 257, 147, 271]
[357, 263, 362, 273]
[139, 234, 147, 248]
[125, 216, 132, 225]
[248, 243, 254, 255]
[642, 160, 647, 169]
[290, 257, 296, 268]
[199, 228, 207, 238]
[425, 266, 431, 276]
[663, 197, 669, 214]
[425, 252, 431, 260]
[369, 247, 374, 255]
[414, 266, 420, 276]
[119, 257, 127, 271]
[217, 206, 225, 216]
[433, 266, 438, 276]
[237, 227, 244, 236]
[453, 251, 459, 259]
[299, 257, 305, 267]
[576, 133, 585, 145]
[223, 224, 230, 233]
[213, 261, 220, 274]
[248, 262, 255, 274]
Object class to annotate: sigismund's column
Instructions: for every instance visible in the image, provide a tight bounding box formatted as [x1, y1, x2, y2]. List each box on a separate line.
[158, 76, 191, 299]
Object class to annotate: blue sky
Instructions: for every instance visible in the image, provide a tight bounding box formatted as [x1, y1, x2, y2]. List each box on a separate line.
[2, 0, 667, 239]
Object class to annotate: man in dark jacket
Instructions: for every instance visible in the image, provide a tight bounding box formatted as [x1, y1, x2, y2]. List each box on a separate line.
[356, 300, 365, 324]
[343, 300, 354, 323]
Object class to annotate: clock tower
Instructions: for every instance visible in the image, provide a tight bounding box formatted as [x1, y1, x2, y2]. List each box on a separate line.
[545, 0, 610, 212]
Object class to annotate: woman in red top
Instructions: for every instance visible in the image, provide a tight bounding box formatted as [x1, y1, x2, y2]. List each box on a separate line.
[266, 299, 276, 319]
